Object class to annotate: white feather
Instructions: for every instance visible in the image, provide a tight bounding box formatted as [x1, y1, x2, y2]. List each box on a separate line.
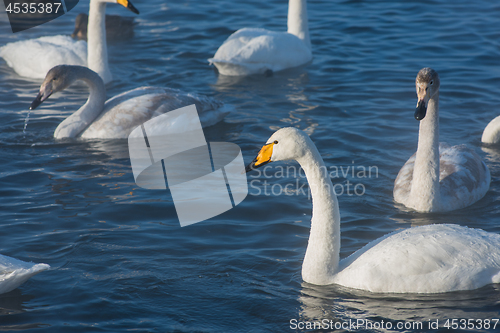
[0, 254, 49, 294]
[209, 0, 312, 76]
[482, 115, 500, 144]
[0, 36, 87, 79]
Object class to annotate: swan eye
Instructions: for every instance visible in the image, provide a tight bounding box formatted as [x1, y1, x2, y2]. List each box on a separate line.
[52, 77, 57, 81]
[273, 140, 278, 144]
[430, 80, 433, 85]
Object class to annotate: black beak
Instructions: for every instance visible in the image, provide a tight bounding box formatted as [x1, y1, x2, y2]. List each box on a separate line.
[30, 90, 51, 110]
[127, 1, 140, 14]
[414, 100, 427, 121]
[245, 160, 257, 173]
[245, 157, 270, 173]
[245, 158, 257, 173]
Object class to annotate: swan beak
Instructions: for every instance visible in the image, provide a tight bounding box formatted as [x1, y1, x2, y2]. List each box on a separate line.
[415, 82, 429, 121]
[117, 0, 140, 14]
[414, 99, 427, 121]
[29, 89, 52, 110]
[245, 142, 274, 173]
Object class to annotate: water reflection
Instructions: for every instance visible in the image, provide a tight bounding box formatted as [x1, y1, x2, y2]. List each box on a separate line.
[482, 145, 500, 165]
[298, 282, 500, 332]
[212, 66, 310, 91]
[80, 138, 131, 160]
[0, 289, 32, 316]
[212, 67, 320, 136]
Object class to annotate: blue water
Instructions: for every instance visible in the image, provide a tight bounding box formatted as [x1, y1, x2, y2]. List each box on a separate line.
[1, 0, 500, 332]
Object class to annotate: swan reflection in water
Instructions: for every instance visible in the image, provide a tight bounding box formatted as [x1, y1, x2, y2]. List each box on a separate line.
[298, 282, 500, 332]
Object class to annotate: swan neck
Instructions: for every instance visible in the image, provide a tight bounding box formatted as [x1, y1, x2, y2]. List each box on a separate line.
[54, 68, 106, 138]
[411, 93, 440, 210]
[298, 141, 340, 285]
[88, 0, 112, 84]
[287, 0, 311, 49]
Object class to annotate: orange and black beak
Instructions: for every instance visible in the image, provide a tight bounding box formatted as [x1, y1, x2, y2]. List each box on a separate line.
[117, 0, 140, 14]
[245, 142, 275, 173]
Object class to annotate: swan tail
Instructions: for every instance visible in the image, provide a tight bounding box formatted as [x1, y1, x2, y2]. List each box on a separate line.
[0, 262, 50, 294]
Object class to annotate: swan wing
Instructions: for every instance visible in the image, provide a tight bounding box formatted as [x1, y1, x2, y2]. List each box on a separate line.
[0, 35, 87, 79]
[393, 152, 415, 205]
[438, 144, 490, 210]
[0, 254, 50, 294]
[80, 87, 229, 139]
[209, 28, 312, 75]
[394, 143, 490, 211]
[334, 224, 500, 293]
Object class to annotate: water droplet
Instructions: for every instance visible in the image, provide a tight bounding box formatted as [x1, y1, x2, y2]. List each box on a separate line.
[23, 110, 31, 136]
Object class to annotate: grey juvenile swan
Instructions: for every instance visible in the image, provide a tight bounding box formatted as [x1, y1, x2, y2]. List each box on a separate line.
[29, 65, 230, 139]
[394, 68, 490, 212]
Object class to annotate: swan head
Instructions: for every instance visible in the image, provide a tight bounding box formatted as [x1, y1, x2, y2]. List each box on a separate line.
[116, 0, 139, 14]
[415, 67, 440, 121]
[30, 65, 97, 110]
[245, 127, 311, 172]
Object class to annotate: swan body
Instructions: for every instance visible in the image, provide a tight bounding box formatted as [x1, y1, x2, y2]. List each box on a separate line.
[0, 254, 49, 294]
[0, 36, 87, 79]
[0, 0, 139, 83]
[29, 65, 229, 139]
[209, 0, 312, 76]
[246, 127, 500, 293]
[482, 115, 500, 144]
[394, 68, 490, 212]
[72, 13, 135, 42]
[333, 224, 500, 293]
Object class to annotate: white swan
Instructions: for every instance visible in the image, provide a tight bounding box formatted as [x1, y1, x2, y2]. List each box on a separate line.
[394, 68, 490, 213]
[29, 65, 230, 139]
[208, 0, 312, 76]
[0, 254, 49, 294]
[482, 116, 500, 144]
[245, 127, 500, 293]
[0, 0, 138, 84]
